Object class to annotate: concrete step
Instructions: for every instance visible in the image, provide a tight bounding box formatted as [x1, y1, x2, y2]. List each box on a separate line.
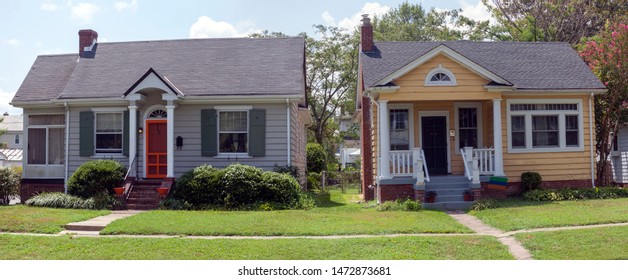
[428, 188, 470, 196]
[432, 194, 466, 202]
[126, 197, 160, 203]
[426, 182, 469, 189]
[422, 201, 474, 211]
[126, 204, 159, 210]
[427, 176, 469, 183]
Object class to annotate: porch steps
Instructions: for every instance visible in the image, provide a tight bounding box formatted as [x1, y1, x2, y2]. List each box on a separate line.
[423, 176, 474, 211]
[125, 181, 163, 210]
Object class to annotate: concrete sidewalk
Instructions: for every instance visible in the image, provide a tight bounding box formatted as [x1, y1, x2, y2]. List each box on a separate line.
[60, 210, 143, 235]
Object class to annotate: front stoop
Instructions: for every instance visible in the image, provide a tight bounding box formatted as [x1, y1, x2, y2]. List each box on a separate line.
[422, 176, 476, 211]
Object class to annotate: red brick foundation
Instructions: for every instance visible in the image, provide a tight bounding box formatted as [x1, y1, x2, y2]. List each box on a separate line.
[481, 179, 593, 198]
[20, 179, 65, 202]
[378, 184, 417, 202]
[361, 96, 374, 201]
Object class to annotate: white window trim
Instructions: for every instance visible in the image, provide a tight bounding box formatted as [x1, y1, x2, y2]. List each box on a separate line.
[25, 114, 65, 166]
[418, 111, 451, 174]
[424, 64, 457, 86]
[216, 109, 250, 157]
[94, 111, 124, 155]
[506, 99, 584, 153]
[454, 102, 483, 154]
[388, 103, 414, 151]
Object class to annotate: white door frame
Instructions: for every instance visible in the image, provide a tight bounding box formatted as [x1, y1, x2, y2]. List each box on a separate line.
[418, 111, 451, 174]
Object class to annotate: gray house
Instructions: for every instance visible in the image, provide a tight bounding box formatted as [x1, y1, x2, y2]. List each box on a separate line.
[0, 113, 23, 167]
[611, 124, 628, 186]
[11, 30, 311, 204]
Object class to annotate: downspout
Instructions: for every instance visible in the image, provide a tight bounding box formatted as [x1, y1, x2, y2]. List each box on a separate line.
[286, 98, 291, 166]
[64, 102, 70, 193]
[589, 92, 595, 188]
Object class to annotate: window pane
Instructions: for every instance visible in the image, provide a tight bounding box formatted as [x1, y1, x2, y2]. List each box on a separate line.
[220, 111, 247, 132]
[532, 115, 558, 130]
[459, 108, 477, 128]
[29, 115, 65, 125]
[459, 128, 478, 148]
[27, 128, 46, 164]
[48, 128, 65, 164]
[95, 134, 122, 153]
[511, 116, 526, 148]
[96, 113, 122, 132]
[532, 116, 559, 147]
[389, 109, 409, 151]
[219, 133, 248, 153]
[565, 115, 579, 147]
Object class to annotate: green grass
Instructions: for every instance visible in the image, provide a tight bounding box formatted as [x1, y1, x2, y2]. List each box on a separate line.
[102, 189, 471, 236]
[516, 226, 628, 260]
[0, 205, 110, 234]
[0, 235, 513, 260]
[469, 198, 628, 231]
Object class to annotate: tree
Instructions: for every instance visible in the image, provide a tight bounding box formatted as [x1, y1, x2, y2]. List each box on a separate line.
[580, 22, 628, 186]
[372, 2, 463, 41]
[0, 116, 6, 149]
[484, 0, 628, 44]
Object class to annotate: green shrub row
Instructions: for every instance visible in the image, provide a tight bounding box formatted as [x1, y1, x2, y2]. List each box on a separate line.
[523, 187, 628, 201]
[167, 164, 314, 210]
[377, 199, 421, 212]
[25, 192, 119, 209]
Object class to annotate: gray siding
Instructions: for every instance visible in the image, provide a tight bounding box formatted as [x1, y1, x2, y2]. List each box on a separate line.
[612, 127, 628, 184]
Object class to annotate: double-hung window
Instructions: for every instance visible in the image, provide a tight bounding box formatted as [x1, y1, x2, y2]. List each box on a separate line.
[508, 101, 583, 152]
[27, 115, 65, 165]
[95, 112, 123, 154]
[218, 111, 248, 154]
[390, 109, 409, 150]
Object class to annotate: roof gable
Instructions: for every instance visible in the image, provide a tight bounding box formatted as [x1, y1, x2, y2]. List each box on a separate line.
[124, 68, 182, 96]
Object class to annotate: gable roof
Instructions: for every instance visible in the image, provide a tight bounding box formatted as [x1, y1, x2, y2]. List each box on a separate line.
[361, 41, 605, 91]
[13, 37, 306, 103]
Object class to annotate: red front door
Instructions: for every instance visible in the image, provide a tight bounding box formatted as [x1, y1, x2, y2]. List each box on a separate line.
[146, 120, 167, 178]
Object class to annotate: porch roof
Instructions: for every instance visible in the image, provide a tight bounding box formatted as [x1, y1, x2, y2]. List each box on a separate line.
[361, 41, 605, 92]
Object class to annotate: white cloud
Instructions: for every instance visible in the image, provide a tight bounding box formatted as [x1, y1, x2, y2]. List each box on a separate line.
[0, 89, 21, 116]
[114, 0, 138, 12]
[189, 16, 261, 38]
[70, 2, 100, 23]
[41, 1, 59, 12]
[459, 0, 493, 22]
[324, 2, 391, 32]
[2, 39, 19, 46]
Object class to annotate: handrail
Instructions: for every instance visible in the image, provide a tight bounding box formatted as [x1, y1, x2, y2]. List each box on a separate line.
[460, 148, 471, 180]
[124, 154, 138, 181]
[123, 154, 138, 200]
[420, 149, 430, 182]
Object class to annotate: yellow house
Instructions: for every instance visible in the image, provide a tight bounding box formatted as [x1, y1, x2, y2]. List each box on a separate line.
[356, 15, 606, 209]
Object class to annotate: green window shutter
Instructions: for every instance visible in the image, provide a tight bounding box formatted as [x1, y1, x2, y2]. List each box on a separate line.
[201, 109, 217, 156]
[123, 110, 129, 156]
[79, 111, 94, 157]
[249, 109, 266, 157]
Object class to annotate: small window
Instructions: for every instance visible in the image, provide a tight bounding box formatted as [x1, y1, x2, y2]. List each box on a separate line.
[425, 65, 457, 86]
[95, 112, 123, 154]
[430, 73, 451, 82]
[148, 109, 167, 118]
[219, 111, 248, 153]
[612, 134, 619, 152]
[511, 116, 526, 148]
[565, 115, 579, 147]
[390, 109, 409, 150]
[14, 134, 20, 145]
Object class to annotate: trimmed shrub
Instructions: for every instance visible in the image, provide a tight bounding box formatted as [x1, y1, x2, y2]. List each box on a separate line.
[272, 165, 299, 179]
[67, 160, 125, 199]
[222, 164, 263, 208]
[0, 166, 20, 205]
[377, 199, 421, 211]
[523, 187, 628, 201]
[170, 165, 225, 206]
[306, 143, 326, 173]
[259, 171, 301, 208]
[26, 192, 94, 209]
[521, 172, 542, 191]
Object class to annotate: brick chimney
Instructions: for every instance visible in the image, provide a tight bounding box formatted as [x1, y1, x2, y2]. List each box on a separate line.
[361, 14, 373, 53]
[78, 29, 98, 58]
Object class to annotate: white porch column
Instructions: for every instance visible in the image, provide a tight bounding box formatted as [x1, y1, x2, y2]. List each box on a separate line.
[378, 100, 391, 179]
[492, 99, 505, 176]
[166, 104, 176, 178]
[128, 103, 137, 170]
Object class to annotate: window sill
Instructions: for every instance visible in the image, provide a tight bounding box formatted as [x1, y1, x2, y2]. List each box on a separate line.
[507, 147, 584, 153]
[91, 154, 127, 159]
[214, 155, 252, 159]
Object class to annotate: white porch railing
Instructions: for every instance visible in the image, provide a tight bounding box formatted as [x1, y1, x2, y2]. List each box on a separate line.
[388, 148, 430, 184]
[461, 147, 495, 182]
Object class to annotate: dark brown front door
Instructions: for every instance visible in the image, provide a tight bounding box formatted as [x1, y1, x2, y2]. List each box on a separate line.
[146, 120, 167, 178]
[422, 116, 448, 175]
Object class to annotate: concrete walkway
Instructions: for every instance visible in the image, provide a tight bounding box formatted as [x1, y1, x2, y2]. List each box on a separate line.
[447, 211, 532, 260]
[60, 210, 143, 235]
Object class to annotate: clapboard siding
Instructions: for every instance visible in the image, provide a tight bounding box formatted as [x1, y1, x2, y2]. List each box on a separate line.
[611, 127, 628, 183]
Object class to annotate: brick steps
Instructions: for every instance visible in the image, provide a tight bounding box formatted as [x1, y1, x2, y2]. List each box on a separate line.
[125, 181, 164, 210]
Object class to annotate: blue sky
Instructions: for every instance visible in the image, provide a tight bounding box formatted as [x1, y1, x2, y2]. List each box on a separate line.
[0, 0, 491, 115]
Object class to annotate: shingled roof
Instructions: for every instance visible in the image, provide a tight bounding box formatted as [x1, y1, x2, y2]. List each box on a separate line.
[361, 41, 605, 91]
[13, 37, 305, 102]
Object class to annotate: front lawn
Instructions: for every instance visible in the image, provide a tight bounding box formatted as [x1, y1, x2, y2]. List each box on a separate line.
[0, 235, 512, 260]
[0, 205, 110, 234]
[469, 198, 628, 231]
[102, 189, 472, 236]
[516, 226, 628, 260]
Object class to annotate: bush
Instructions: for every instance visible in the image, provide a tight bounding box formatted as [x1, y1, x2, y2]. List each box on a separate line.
[307, 172, 322, 190]
[25, 192, 119, 210]
[377, 199, 421, 211]
[67, 160, 125, 199]
[306, 143, 326, 173]
[469, 198, 501, 211]
[259, 171, 301, 208]
[521, 172, 542, 191]
[222, 164, 264, 208]
[272, 165, 299, 179]
[523, 187, 628, 201]
[159, 198, 193, 210]
[170, 165, 225, 206]
[0, 166, 20, 205]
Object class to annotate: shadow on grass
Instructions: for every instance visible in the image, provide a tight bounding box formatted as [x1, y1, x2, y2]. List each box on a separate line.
[314, 192, 346, 208]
